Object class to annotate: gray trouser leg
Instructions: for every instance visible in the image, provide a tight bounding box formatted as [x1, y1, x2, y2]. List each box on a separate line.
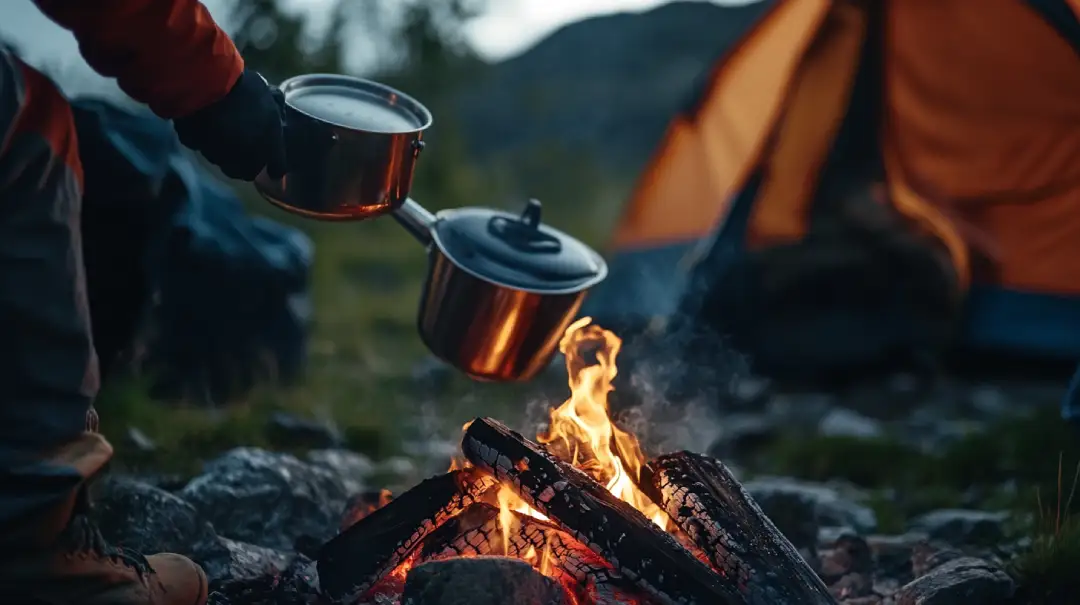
[0, 49, 104, 529]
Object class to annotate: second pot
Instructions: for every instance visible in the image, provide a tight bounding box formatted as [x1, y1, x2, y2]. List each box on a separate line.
[397, 198, 608, 382]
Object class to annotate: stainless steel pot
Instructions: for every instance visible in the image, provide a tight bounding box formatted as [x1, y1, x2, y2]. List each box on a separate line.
[395, 198, 607, 382]
[254, 74, 432, 220]
[254, 74, 608, 382]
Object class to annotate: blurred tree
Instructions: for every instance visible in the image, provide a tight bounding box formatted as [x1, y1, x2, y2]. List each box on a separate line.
[228, 0, 346, 81]
[225, 0, 613, 224]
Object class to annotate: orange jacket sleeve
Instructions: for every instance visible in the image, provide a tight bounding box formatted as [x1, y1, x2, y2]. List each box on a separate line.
[32, 0, 244, 119]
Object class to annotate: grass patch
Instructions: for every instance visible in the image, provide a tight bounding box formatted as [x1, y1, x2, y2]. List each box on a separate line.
[763, 405, 1080, 524]
[1008, 456, 1080, 605]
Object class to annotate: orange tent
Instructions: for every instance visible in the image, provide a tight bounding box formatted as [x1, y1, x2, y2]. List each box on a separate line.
[585, 0, 1080, 361]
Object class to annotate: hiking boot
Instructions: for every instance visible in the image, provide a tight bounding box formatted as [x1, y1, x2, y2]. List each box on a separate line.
[0, 513, 208, 605]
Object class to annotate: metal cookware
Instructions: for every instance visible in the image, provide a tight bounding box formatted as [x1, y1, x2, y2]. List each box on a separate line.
[395, 198, 607, 382]
[255, 74, 432, 220]
[255, 74, 608, 382]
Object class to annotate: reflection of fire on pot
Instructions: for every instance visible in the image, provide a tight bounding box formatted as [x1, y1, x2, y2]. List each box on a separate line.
[318, 319, 836, 605]
[254, 74, 607, 382]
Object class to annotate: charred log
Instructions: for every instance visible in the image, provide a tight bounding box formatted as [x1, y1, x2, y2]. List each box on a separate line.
[415, 502, 644, 604]
[461, 417, 739, 605]
[641, 452, 836, 605]
[317, 468, 496, 603]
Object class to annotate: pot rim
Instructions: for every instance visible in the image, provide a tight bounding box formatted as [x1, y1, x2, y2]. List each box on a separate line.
[280, 73, 434, 134]
[429, 230, 609, 295]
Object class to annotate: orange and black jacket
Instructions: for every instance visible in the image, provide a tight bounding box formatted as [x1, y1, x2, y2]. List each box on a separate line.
[34, 0, 243, 119]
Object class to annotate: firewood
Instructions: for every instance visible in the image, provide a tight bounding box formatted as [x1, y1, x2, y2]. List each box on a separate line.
[413, 502, 645, 604]
[317, 468, 496, 603]
[641, 452, 836, 605]
[462, 417, 740, 605]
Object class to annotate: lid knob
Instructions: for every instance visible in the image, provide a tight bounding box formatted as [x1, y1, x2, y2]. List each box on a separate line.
[521, 198, 543, 229]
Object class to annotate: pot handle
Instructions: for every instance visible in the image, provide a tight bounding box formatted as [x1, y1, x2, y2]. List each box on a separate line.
[393, 198, 436, 246]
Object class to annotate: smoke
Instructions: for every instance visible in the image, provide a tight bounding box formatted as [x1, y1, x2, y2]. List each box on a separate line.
[514, 319, 749, 460]
[612, 332, 744, 458]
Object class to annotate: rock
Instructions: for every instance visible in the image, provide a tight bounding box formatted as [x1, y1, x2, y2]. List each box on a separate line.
[820, 533, 874, 582]
[376, 456, 419, 483]
[180, 448, 349, 551]
[839, 597, 885, 605]
[411, 356, 454, 392]
[731, 376, 772, 407]
[866, 533, 929, 584]
[127, 473, 190, 492]
[911, 542, 966, 579]
[707, 413, 779, 458]
[873, 576, 903, 598]
[819, 526, 858, 548]
[92, 476, 216, 556]
[402, 556, 568, 605]
[402, 439, 459, 465]
[830, 572, 874, 600]
[895, 557, 1014, 605]
[194, 535, 293, 587]
[745, 477, 878, 534]
[819, 408, 884, 439]
[306, 449, 375, 495]
[907, 509, 1009, 548]
[969, 385, 1009, 417]
[207, 555, 320, 605]
[125, 427, 157, 452]
[766, 393, 837, 429]
[266, 412, 345, 449]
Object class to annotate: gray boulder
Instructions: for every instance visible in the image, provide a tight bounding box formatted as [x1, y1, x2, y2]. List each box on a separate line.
[907, 510, 1009, 548]
[180, 447, 349, 551]
[895, 557, 1014, 605]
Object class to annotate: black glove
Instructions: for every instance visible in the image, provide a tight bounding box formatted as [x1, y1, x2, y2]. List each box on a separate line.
[173, 69, 287, 181]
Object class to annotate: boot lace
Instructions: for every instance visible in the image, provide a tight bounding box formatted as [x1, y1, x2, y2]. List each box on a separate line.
[61, 514, 153, 577]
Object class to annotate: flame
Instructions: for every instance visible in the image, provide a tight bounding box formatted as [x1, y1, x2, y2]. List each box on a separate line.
[406, 318, 664, 605]
[536, 317, 668, 530]
[491, 317, 669, 570]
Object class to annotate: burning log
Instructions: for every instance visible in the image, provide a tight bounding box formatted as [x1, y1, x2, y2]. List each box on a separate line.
[462, 417, 740, 605]
[317, 468, 496, 603]
[414, 502, 645, 604]
[641, 452, 836, 605]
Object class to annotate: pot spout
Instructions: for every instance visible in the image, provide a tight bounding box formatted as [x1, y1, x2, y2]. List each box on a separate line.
[393, 198, 436, 246]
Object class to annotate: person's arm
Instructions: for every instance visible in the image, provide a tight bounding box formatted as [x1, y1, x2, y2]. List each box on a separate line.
[32, 0, 243, 119]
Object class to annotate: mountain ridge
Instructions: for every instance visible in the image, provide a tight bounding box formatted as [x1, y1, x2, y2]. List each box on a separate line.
[454, 1, 772, 177]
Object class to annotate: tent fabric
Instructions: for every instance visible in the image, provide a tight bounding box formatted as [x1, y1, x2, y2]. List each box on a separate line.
[747, 0, 867, 246]
[884, 0, 1080, 295]
[611, 0, 830, 249]
[586, 0, 1080, 364]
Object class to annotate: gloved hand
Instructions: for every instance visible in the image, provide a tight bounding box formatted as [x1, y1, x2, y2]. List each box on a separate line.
[173, 69, 287, 181]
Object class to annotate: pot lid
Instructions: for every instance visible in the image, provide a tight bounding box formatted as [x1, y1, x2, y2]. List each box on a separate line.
[431, 199, 607, 293]
[281, 74, 433, 133]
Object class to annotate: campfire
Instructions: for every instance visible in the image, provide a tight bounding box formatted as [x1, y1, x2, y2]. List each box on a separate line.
[317, 319, 835, 605]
